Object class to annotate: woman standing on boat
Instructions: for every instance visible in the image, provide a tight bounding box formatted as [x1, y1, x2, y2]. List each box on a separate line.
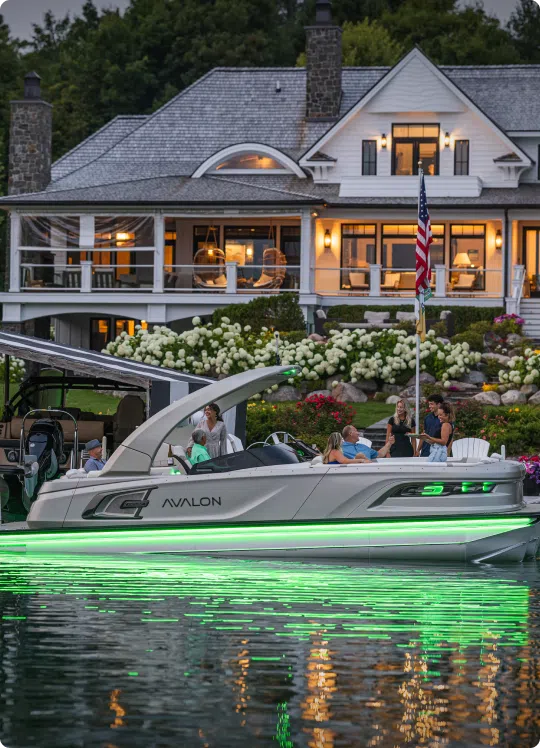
[420, 402, 455, 462]
[386, 399, 416, 458]
[188, 403, 228, 458]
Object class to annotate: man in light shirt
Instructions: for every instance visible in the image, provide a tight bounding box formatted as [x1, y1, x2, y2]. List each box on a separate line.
[84, 439, 106, 472]
[341, 425, 394, 461]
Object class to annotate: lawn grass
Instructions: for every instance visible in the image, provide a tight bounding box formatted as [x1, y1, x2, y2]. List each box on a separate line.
[350, 402, 395, 428]
[0, 383, 121, 416]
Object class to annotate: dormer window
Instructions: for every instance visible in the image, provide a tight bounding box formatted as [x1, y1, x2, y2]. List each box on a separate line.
[214, 153, 286, 171]
[392, 124, 439, 176]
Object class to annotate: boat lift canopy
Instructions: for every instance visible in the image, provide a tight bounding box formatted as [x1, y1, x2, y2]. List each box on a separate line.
[0, 331, 213, 415]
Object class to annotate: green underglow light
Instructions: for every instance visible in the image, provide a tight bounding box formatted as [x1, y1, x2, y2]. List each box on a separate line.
[462, 482, 477, 493]
[483, 482, 495, 492]
[0, 553, 530, 651]
[282, 368, 298, 377]
[0, 516, 533, 554]
[421, 483, 445, 496]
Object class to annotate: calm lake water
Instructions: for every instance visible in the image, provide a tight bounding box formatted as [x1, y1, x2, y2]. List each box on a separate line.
[0, 554, 538, 748]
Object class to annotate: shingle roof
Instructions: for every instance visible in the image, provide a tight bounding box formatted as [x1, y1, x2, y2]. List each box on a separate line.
[3, 61, 540, 206]
[51, 115, 148, 181]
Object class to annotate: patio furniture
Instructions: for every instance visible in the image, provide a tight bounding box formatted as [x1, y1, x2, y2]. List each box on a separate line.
[453, 273, 476, 292]
[253, 247, 286, 289]
[381, 271, 401, 291]
[396, 311, 416, 323]
[193, 247, 227, 289]
[451, 438, 490, 459]
[62, 269, 81, 289]
[348, 271, 369, 291]
[340, 311, 392, 329]
[94, 268, 116, 289]
[398, 272, 416, 291]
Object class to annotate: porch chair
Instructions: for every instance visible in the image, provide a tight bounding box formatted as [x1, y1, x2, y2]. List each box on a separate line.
[193, 247, 227, 289]
[453, 274, 476, 292]
[348, 271, 369, 292]
[94, 268, 116, 289]
[451, 438, 490, 460]
[253, 247, 286, 289]
[62, 268, 81, 289]
[398, 272, 417, 291]
[381, 272, 401, 291]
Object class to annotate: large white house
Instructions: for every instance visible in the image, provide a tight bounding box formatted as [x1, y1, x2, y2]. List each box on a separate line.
[2, 0, 540, 349]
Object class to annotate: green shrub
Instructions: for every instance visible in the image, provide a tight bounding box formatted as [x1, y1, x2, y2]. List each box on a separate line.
[326, 305, 504, 334]
[212, 294, 306, 332]
[484, 359, 503, 380]
[451, 331, 484, 351]
[373, 391, 388, 402]
[430, 321, 447, 338]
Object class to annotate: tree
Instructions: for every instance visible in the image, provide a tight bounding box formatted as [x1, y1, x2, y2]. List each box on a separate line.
[381, 0, 521, 65]
[509, 0, 540, 63]
[342, 19, 404, 66]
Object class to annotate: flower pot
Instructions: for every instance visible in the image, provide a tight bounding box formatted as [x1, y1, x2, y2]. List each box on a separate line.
[523, 475, 540, 496]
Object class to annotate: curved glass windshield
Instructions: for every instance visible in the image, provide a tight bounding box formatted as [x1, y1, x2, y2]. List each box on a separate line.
[189, 445, 299, 475]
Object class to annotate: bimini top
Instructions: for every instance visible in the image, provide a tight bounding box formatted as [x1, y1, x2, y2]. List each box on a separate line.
[0, 331, 212, 389]
[102, 365, 299, 476]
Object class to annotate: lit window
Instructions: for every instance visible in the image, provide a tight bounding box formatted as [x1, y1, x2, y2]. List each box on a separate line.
[214, 153, 286, 171]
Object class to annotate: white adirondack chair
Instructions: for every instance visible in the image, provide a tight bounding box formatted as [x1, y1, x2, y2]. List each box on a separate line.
[451, 437, 490, 460]
[356, 437, 373, 448]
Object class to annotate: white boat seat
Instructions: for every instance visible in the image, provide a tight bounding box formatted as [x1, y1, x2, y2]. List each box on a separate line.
[311, 455, 324, 466]
[356, 437, 372, 448]
[452, 438, 490, 459]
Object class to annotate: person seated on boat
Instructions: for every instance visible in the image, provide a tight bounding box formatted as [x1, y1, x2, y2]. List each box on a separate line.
[341, 425, 395, 461]
[188, 429, 211, 466]
[187, 403, 228, 459]
[420, 402, 455, 463]
[323, 432, 371, 465]
[84, 439, 106, 472]
[415, 394, 444, 457]
[386, 399, 416, 458]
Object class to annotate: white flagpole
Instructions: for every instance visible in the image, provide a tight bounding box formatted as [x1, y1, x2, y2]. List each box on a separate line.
[415, 162, 423, 438]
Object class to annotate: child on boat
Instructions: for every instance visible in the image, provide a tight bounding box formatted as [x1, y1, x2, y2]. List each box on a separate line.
[188, 428, 211, 465]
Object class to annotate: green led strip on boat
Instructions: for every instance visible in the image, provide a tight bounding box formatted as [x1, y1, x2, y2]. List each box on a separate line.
[0, 516, 533, 549]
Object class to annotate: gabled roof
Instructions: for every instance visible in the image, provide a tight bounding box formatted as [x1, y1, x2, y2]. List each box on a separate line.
[300, 48, 532, 167]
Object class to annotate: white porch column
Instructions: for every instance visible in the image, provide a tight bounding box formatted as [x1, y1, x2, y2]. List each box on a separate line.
[153, 214, 164, 293]
[81, 261, 93, 292]
[434, 264, 447, 298]
[9, 213, 20, 292]
[226, 261, 238, 294]
[369, 264, 381, 296]
[300, 210, 313, 294]
[80, 215, 95, 248]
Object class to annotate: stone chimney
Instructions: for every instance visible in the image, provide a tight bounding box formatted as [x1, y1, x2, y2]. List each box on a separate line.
[8, 72, 52, 195]
[305, 0, 342, 120]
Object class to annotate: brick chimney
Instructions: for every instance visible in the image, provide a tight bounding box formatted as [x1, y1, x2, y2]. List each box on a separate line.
[8, 72, 52, 195]
[305, 0, 342, 120]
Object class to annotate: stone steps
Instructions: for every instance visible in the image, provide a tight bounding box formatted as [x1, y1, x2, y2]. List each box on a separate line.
[520, 301, 540, 342]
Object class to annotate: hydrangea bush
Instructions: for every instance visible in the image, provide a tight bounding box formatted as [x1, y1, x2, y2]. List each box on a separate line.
[499, 348, 540, 387]
[104, 318, 481, 389]
[0, 356, 26, 385]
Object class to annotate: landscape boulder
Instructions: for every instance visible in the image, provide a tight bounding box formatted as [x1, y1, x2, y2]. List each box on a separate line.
[506, 333, 523, 346]
[333, 382, 368, 403]
[351, 378, 378, 393]
[521, 384, 539, 396]
[501, 389, 527, 406]
[307, 389, 331, 399]
[472, 391, 501, 406]
[483, 352, 510, 366]
[528, 391, 540, 405]
[309, 333, 325, 342]
[386, 395, 401, 404]
[407, 372, 436, 386]
[461, 370, 487, 386]
[265, 386, 301, 403]
[382, 384, 402, 395]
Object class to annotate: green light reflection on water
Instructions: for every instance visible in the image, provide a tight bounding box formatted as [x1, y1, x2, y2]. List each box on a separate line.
[0, 553, 529, 652]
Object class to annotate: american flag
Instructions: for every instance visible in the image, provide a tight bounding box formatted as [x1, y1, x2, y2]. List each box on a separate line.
[416, 171, 433, 301]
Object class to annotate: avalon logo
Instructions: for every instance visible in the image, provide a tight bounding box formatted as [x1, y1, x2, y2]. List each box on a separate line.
[163, 496, 221, 509]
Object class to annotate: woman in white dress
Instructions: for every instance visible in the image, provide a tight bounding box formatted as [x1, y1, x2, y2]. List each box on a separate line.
[187, 403, 228, 459]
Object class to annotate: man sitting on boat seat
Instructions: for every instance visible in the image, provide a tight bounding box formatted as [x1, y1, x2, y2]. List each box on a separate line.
[84, 439, 107, 473]
[341, 425, 394, 461]
[188, 429, 211, 466]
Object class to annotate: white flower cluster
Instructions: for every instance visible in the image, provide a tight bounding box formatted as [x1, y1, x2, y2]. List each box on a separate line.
[103, 318, 481, 387]
[0, 356, 26, 385]
[499, 348, 540, 387]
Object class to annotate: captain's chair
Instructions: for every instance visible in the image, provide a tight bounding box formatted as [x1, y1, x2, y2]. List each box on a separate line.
[113, 395, 146, 447]
[253, 247, 286, 289]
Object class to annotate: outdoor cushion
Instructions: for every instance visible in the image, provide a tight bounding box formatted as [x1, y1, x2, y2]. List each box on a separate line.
[382, 272, 401, 288]
[364, 311, 390, 324]
[349, 272, 367, 287]
[455, 274, 475, 289]
[396, 311, 417, 322]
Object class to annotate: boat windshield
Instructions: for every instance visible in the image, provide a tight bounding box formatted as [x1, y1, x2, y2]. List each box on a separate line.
[189, 445, 300, 475]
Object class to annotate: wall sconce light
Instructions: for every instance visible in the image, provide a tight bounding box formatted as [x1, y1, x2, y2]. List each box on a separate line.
[311, 210, 319, 218]
[324, 229, 332, 249]
[246, 246, 254, 262]
[495, 229, 503, 250]
[381, 133, 387, 149]
[444, 132, 451, 148]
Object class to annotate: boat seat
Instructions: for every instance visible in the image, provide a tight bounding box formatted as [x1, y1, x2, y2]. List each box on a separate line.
[113, 395, 145, 446]
[9, 417, 104, 443]
[311, 456, 324, 466]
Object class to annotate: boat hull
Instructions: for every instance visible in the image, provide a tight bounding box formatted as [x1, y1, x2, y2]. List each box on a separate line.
[0, 515, 538, 563]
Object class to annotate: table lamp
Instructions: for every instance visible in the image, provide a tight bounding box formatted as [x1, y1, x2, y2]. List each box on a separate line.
[453, 252, 473, 268]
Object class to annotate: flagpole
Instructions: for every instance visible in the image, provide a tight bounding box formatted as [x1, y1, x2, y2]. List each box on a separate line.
[415, 161, 423, 440]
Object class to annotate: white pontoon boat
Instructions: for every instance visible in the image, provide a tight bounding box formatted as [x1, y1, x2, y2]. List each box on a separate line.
[0, 366, 538, 563]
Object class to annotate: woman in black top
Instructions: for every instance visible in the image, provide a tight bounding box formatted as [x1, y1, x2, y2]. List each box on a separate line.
[386, 399, 416, 457]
